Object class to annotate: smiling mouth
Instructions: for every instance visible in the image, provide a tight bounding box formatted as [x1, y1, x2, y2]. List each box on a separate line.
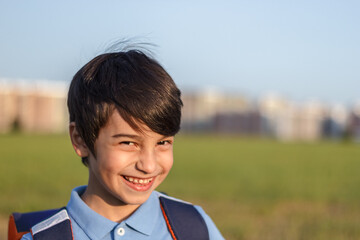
[123, 176, 154, 185]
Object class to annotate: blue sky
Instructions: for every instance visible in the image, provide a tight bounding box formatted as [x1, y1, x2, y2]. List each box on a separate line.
[0, 0, 359, 104]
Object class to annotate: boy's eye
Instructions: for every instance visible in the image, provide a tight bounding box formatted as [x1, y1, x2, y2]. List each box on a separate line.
[121, 141, 135, 146]
[158, 140, 172, 145]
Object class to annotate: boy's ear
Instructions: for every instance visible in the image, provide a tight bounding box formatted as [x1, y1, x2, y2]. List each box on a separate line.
[69, 122, 89, 158]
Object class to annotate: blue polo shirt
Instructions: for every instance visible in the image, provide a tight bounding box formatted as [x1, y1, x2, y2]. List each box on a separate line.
[22, 186, 224, 240]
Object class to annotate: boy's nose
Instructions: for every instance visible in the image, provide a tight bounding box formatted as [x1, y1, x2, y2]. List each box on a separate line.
[136, 149, 157, 174]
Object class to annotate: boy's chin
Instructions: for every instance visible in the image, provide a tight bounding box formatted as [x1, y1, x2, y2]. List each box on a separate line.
[119, 190, 154, 206]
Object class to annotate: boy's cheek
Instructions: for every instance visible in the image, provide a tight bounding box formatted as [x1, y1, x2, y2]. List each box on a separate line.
[163, 155, 174, 172]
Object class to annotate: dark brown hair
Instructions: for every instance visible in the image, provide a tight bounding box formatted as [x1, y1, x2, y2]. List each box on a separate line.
[67, 50, 183, 165]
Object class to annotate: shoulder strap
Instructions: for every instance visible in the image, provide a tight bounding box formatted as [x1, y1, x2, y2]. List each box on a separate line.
[30, 209, 73, 240]
[159, 196, 209, 240]
[8, 208, 73, 240]
[9, 208, 60, 240]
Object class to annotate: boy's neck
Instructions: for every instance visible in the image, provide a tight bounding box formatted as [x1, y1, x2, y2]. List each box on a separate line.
[81, 187, 140, 223]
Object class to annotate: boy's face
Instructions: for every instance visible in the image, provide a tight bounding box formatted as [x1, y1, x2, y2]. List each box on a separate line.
[79, 110, 174, 208]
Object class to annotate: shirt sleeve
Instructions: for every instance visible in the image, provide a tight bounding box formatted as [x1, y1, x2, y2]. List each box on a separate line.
[21, 233, 33, 240]
[194, 205, 225, 240]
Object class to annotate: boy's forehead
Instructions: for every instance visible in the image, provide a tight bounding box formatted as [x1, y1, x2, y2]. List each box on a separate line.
[105, 110, 159, 137]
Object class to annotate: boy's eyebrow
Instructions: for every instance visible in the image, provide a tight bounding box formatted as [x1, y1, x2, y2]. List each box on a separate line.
[112, 133, 174, 141]
[111, 134, 141, 140]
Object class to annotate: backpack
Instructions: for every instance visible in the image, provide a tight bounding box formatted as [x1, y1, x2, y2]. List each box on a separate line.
[8, 195, 209, 240]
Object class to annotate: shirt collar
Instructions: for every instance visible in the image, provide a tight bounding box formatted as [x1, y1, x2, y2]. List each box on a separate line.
[124, 191, 162, 236]
[67, 186, 117, 240]
[67, 186, 162, 238]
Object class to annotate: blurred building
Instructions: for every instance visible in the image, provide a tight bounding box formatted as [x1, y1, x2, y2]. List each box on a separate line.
[0, 79, 68, 133]
[254, 95, 327, 141]
[182, 90, 355, 142]
[258, 94, 295, 140]
[348, 102, 360, 141]
[181, 88, 250, 132]
[322, 104, 348, 139]
[213, 110, 263, 135]
[0, 81, 18, 133]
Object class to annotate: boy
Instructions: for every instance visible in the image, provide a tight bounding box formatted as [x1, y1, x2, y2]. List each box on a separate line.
[14, 49, 224, 239]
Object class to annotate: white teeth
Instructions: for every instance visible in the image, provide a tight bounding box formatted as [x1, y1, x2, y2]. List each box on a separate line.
[125, 176, 153, 184]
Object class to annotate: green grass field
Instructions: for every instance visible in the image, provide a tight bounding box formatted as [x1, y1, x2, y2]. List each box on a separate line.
[1, 133, 360, 239]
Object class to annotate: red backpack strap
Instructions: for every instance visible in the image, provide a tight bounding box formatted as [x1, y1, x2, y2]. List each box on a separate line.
[8, 214, 24, 240]
[159, 196, 209, 240]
